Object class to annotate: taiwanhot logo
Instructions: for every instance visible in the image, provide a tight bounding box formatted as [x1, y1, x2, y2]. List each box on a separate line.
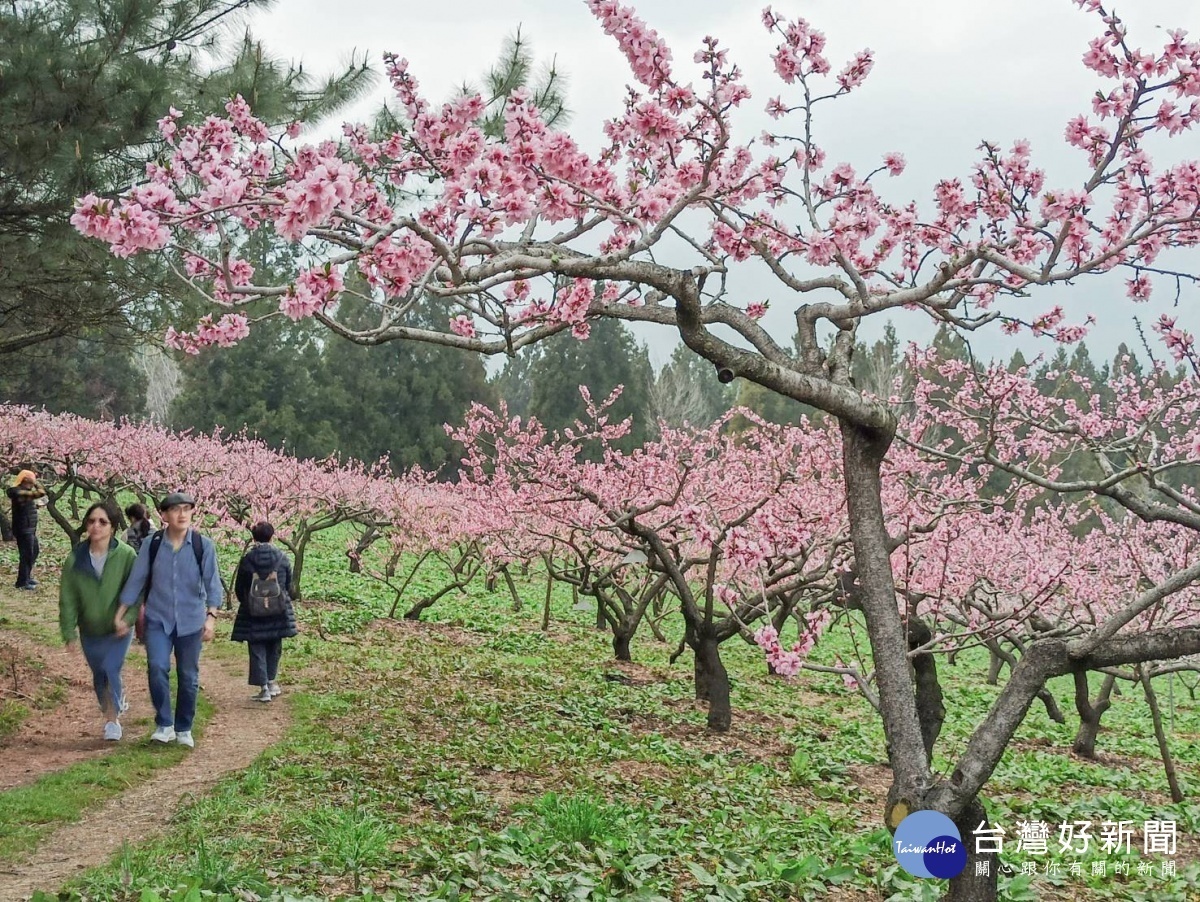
[892, 810, 967, 879]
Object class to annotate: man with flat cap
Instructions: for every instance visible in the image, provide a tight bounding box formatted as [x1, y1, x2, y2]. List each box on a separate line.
[114, 492, 222, 748]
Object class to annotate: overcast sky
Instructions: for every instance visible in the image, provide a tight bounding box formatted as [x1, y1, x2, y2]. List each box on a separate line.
[246, 0, 1200, 368]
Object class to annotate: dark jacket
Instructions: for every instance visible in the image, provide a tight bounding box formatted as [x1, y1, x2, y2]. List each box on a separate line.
[230, 542, 297, 643]
[123, 520, 151, 551]
[7, 484, 43, 534]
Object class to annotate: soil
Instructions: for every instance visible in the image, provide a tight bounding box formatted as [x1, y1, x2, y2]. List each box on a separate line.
[0, 586, 290, 902]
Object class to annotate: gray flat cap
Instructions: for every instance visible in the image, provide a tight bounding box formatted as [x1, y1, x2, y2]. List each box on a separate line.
[158, 491, 196, 511]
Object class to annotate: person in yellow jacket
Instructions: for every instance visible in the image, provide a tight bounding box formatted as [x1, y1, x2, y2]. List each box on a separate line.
[59, 502, 138, 741]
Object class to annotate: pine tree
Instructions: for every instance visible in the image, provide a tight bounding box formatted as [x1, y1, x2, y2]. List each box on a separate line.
[491, 349, 538, 420]
[318, 296, 497, 472]
[648, 343, 737, 429]
[451, 28, 570, 140]
[851, 322, 906, 400]
[527, 319, 653, 452]
[0, 0, 373, 376]
[729, 379, 811, 430]
[172, 24, 569, 459]
[170, 315, 338, 460]
[0, 331, 146, 420]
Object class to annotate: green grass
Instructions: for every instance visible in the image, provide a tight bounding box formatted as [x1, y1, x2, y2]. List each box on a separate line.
[4, 519, 1200, 900]
[0, 698, 29, 741]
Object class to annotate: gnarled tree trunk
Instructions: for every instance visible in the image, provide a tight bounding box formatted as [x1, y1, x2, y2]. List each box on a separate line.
[694, 632, 731, 732]
[1072, 670, 1116, 758]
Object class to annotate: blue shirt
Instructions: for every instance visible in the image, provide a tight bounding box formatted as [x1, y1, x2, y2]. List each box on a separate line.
[119, 529, 223, 636]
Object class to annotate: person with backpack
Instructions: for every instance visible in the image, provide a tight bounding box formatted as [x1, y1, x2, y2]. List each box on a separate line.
[58, 501, 138, 741]
[122, 502, 153, 551]
[113, 492, 222, 748]
[231, 521, 297, 703]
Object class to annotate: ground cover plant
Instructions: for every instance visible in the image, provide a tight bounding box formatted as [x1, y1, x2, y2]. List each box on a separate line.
[1, 523, 1187, 902]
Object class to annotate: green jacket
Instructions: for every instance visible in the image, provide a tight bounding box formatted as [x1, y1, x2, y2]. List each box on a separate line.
[59, 538, 138, 642]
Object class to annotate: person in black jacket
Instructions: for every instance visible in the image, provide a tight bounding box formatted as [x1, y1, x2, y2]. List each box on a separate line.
[231, 521, 297, 702]
[7, 469, 46, 589]
[122, 503, 153, 551]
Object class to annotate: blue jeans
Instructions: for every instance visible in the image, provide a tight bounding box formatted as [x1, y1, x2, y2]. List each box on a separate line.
[79, 632, 133, 716]
[144, 620, 203, 732]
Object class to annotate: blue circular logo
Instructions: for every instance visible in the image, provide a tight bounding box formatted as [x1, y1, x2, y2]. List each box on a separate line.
[893, 810, 967, 879]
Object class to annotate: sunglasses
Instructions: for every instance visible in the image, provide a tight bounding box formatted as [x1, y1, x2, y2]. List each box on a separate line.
[85, 517, 110, 526]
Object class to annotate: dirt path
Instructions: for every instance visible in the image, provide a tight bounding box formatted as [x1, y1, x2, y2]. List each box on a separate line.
[0, 591, 290, 901]
[0, 624, 135, 791]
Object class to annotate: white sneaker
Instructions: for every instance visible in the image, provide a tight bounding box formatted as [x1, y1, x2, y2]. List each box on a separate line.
[103, 721, 122, 741]
[118, 693, 129, 714]
[253, 686, 272, 703]
[175, 730, 195, 748]
[268, 681, 282, 697]
[151, 725, 175, 743]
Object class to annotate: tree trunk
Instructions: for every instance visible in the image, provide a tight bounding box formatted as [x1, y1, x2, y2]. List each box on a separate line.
[694, 634, 731, 732]
[541, 568, 553, 631]
[909, 618, 946, 762]
[840, 423, 930, 826]
[647, 609, 668, 642]
[403, 594, 439, 621]
[500, 564, 522, 612]
[681, 619, 706, 700]
[291, 532, 309, 602]
[1072, 671, 1116, 758]
[404, 577, 466, 620]
[43, 492, 79, 542]
[1140, 668, 1184, 802]
[987, 640, 1064, 723]
[404, 557, 480, 620]
[946, 797, 998, 902]
[347, 525, 379, 573]
[693, 647, 709, 701]
[985, 644, 1004, 686]
[1037, 689, 1066, 725]
[0, 510, 12, 542]
[613, 631, 632, 662]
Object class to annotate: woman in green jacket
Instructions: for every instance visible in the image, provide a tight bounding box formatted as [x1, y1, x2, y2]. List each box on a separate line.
[59, 502, 138, 741]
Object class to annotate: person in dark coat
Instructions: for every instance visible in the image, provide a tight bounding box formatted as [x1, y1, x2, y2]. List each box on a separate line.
[231, 521, 297, 702]
[8, 469, 46, 589]
[123, 502, 153, 551]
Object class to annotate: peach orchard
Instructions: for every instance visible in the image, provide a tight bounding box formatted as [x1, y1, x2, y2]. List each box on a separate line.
[68, 1, 1200, 898]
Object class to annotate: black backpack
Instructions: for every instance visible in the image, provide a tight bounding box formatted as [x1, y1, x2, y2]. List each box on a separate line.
[247, 567, 286, 618]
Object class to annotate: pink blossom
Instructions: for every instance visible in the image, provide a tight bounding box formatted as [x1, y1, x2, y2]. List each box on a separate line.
[1126, 273, 1153, 301]
[836, 50, 874, 91]
[450, 315, 477, 338]
[586, 0, 674, 91]
[158, 107, 183, 144]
